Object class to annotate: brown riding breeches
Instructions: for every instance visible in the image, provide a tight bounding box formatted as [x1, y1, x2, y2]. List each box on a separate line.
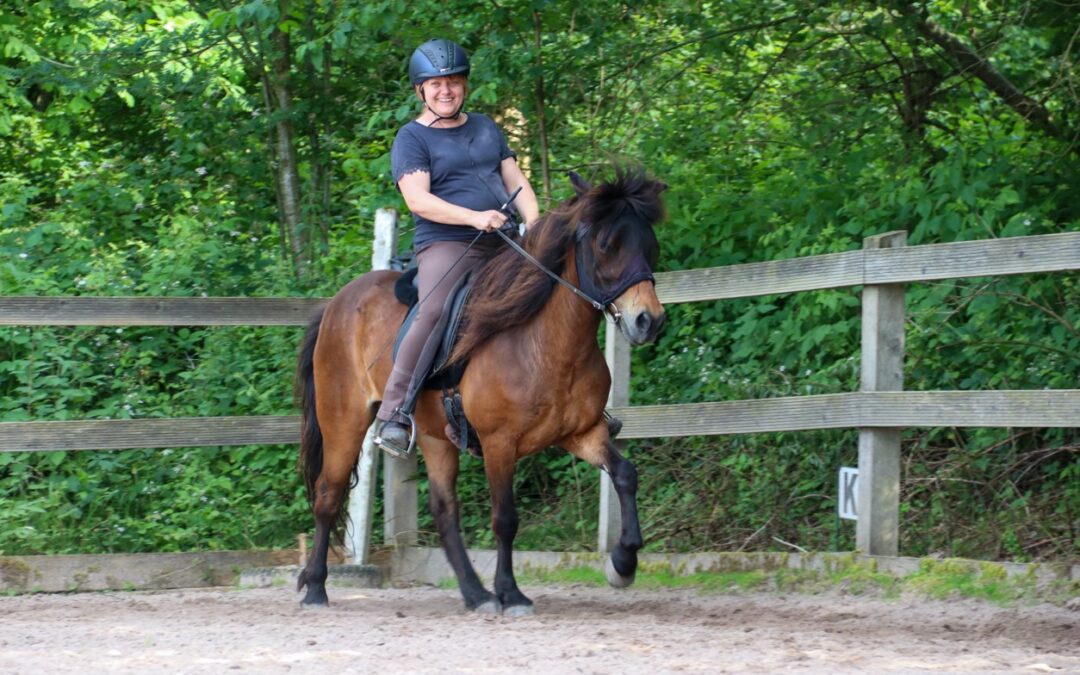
[376, 238, 494, 422]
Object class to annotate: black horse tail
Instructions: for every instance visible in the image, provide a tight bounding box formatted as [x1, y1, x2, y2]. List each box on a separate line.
[296, 308, 326, 509]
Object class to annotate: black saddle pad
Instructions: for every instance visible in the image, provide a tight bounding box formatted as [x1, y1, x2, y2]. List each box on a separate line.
[394, 266, 419, 306]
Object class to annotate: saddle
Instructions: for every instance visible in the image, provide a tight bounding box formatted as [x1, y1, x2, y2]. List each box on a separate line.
[392, 267, 482, 457]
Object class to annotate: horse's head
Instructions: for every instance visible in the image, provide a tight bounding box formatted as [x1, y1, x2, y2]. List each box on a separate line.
[570, 168, 667, 345]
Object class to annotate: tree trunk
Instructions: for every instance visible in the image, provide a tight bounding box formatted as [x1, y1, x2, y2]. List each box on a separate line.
[302, 9, 331, 251]
[270, 17, 306, 275]
[895, 3, 1060, 139]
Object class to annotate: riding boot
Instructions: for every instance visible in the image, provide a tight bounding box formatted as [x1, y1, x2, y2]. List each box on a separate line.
[373, 414, 412, 459]
[604, 409, 623, 439]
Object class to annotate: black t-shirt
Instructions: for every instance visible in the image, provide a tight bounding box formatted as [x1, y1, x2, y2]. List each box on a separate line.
[390, 113, 517, 251]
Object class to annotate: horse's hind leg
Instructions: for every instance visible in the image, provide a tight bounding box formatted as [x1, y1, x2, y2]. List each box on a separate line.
[484, 447, 534, 616]
[423, 437, 498, 613]
[299, 402, 372, 606]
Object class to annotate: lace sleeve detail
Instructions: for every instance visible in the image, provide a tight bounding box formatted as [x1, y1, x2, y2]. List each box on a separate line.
[390, 126, 430, 184]
[393, 165, 430, 183]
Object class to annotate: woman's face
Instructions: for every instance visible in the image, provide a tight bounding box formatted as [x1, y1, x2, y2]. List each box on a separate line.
[417, 75, 467, 117]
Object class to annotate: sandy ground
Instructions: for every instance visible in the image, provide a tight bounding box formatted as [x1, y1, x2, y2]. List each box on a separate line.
[0, 584, 1077, 674]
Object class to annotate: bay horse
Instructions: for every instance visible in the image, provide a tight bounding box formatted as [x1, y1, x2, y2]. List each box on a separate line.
[295, 168, 667, 614]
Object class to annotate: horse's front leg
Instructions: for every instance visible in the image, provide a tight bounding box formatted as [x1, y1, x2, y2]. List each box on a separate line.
[485, 450, 534, 616]
[565, 430, 642, 588]
[601, 439, 642, 587]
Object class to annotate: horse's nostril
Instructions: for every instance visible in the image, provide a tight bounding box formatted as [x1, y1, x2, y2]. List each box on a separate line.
[635, 311, 653, 334]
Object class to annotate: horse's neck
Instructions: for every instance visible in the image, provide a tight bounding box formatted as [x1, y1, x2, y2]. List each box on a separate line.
[526, 250, 603, 364]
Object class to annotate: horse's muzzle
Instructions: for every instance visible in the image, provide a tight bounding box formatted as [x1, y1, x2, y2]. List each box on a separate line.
[621, 308, 666, 345]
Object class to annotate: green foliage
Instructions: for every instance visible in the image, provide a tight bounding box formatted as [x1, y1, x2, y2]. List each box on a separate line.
[0, 445, 308, 553]
[1, 0, 1077, 562]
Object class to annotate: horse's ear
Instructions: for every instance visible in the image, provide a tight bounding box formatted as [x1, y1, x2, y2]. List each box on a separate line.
[654, 180, 668, 194]
[569, 171, 591, 196]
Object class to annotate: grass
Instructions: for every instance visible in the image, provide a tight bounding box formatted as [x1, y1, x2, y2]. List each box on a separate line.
[903, 559, 1053, 604]
[437, 555, 1079, 607]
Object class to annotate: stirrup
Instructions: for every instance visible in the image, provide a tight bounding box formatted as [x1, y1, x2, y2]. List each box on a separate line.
[374, 410, 417, 459]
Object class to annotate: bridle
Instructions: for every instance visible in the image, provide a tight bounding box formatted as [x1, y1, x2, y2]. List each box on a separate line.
[492, 188, 655, 325]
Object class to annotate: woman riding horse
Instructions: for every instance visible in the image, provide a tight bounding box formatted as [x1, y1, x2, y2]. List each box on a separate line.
[297, 166, 666, 614]
[295, 41, 668, 615]
[372, 38, 541, 458]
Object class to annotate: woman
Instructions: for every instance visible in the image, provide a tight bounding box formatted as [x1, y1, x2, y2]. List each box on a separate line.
[373, 38, 541, 457]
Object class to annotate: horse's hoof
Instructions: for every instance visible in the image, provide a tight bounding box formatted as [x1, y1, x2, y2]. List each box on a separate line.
[503, 604, 535, 618]
[605, 556, 636, 589]
[473, 600, 501, 615]
[300, 587, 330, 607]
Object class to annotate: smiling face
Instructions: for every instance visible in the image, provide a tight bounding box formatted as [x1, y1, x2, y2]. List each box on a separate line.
[416, 74, 467, 119]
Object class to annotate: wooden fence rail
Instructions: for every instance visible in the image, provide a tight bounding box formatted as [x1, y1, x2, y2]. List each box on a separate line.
[4, 232, 1077, 324]
[654, 231, 1079, 302]
[0, 297, 323, 326]
[4, 390, 1079, 453]
[2, 228, 1078, 560]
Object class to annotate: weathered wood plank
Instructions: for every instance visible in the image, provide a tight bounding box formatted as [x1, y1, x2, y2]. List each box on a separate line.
[2, 235, 1076, 321]
[611, 394, 862, 437]
[865, 231, 1080, 284]
[1, 390, 1075, 452]
[859, 391, 1080, 427]
[654, 251, 864, 303]
[610, 390, 1080, 438]
[0, 415, 301, 452]
[653, 232, 1080, 303]
[0, 550, 306, 593]
[0, 297, 327, 326]
[348, 207, 398, 563]
[599, 321, 632, 553]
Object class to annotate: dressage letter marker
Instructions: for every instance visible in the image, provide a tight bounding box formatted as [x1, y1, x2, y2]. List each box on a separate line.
[839, 467, 858, 520]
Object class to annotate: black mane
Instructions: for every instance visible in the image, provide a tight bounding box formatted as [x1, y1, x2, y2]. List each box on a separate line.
[448, 167, 665, 364]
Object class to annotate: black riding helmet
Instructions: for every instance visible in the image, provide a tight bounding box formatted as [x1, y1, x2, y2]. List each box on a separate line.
[409, 39, 470, 87]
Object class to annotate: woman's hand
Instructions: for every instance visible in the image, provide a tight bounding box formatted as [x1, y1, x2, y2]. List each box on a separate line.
[471, 209, 508, 232]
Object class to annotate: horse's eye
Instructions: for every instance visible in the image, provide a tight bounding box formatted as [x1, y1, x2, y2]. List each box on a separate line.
[597, 231, 619, 255]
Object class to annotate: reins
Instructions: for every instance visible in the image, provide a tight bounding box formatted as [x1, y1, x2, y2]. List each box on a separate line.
[494, 188, 623, 324]
[491, 226, 621, 321]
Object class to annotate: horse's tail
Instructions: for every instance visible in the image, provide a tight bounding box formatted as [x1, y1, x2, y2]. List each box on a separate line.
[296, 308, 326, 509]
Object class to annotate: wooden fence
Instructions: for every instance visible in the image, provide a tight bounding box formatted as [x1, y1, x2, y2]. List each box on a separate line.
[2, 221, 1078, 562]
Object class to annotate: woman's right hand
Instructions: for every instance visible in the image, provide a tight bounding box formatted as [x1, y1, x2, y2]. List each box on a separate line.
[471, 209, 508, 232]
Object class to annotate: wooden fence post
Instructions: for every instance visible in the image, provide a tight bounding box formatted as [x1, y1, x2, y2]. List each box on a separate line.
[378, 209, 419, 550]
[599, 321, 631, 553]
[383, 448, 419, 548]
[346, 208, 397, 563]
[857, 230, 907, 556]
